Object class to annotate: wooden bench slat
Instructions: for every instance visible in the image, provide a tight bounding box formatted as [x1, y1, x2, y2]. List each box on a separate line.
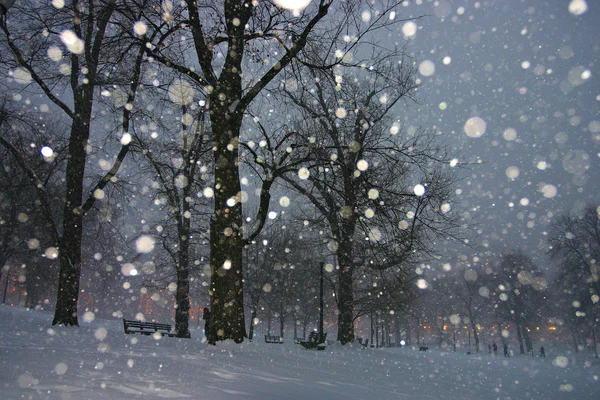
[123, 319, 176, 337]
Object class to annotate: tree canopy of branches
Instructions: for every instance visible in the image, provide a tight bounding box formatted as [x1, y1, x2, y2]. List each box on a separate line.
[124, 0, 409, 343]
[548, 205, 600, 354]
[492, 250, 546, 354]
[260, 50, 464, 343]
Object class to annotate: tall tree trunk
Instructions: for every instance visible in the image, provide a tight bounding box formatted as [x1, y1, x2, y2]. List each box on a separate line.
[53, 118, 88, 326]
[175, 224, 191, 338]
[336, 238, 354, 344]
[208, 100, 246, 343]
[248, 308, 257, 341]
[471, 321, 480, 352]
[516, 324, 525, 354]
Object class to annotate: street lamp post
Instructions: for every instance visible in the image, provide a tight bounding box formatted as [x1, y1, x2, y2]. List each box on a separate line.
[319, 261, 324, 344]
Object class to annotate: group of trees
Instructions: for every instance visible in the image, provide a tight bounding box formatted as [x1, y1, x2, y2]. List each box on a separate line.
[1, 2, 597, 351]
[1, 0, 470, 345]
[403, 229, 599, 357]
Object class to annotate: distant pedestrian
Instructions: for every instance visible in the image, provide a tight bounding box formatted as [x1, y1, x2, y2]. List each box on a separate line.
[488, 343, 492, 354]
[539, 346, 545, 357]
[203, 307, 211, 336]
[492, 342, 498, 356]
[503, 343, 510, 358]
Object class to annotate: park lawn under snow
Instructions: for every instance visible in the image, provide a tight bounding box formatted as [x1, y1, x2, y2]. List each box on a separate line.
[0, 305, 599, 400]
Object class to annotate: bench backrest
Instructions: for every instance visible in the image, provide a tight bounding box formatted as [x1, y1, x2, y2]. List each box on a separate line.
[124, 319, 172, 332]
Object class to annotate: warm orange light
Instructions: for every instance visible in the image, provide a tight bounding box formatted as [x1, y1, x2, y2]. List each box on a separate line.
[548, 326, 556, 331]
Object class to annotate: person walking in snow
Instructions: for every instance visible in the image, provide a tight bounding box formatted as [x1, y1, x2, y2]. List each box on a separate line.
[488, 343, 492, 353]
[203, 307, 211, 337]
[503, 343, 510, 358]
[492, 342, 498, 356]
[539, 346, 545, 357]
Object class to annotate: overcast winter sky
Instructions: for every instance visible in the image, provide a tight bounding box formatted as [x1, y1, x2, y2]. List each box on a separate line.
[390, 0, 599, 263]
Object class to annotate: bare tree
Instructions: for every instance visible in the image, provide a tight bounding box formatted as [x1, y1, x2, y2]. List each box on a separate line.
[1, 1, 147, 326]
[492, 250, 547, 354]
[270, 50, 464, 343]
[131, 98, 212, 338]
[121, 0, 407, 344]
[548, 205, 600, 356]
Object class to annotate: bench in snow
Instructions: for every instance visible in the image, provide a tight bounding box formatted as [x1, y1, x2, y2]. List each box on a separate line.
[264, 335, 283, 344]
[123, 318, 176, 337]
[419, 346, 429, 352]
[299, 331, 327, 350]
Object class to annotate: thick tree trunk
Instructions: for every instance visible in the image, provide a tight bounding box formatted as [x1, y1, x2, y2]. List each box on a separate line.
[175, 228, 191, 338]
[53, 120, 88, 326]
[208, 109, 245, 343]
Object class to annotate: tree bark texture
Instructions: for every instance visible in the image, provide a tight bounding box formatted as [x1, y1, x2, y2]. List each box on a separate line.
[208, 107, 245, 343]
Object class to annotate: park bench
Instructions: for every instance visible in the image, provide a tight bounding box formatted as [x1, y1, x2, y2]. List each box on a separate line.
[357, 337, 369, 347]
[123, 318, 176, 337]
[299, 331, 327, 350]
[419, 346, 429, 352]
[264, 335, 283, 344]
[293, 335, 306, 344]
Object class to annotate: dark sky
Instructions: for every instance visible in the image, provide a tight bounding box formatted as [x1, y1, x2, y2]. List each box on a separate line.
[391, 0, 599, 263]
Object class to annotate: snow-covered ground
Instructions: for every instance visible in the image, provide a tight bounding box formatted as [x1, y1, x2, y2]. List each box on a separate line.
[1, 305, 598, 399]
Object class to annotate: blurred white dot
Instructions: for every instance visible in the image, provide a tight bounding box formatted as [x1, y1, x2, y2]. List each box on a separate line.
[357, 160, 369, 171]
[47, 46, 63, 62]
[133, 21, 147, 35]
[568, 0, 588, 16]
[121, 263, 137, 277]
[414, 184, 425, 196]
[464, 117, 487, 138]
[12, 67, 32, 84]
[335, 107, 347, 118]
[368, 189, 379, 199]
[361, 10, 371, 23]
[54, 363, 68, 375]
[94, 327, 108, 341]
[60, 30, 84, 54]
[503, 128, 517, 141]
[443, 56, 451, 65]
[541, 184, 557, 198]
[416, 279, 428, 289]
[41, 146, 53, 157]
[402, 21, 417, 38]
[135, 235, 155, 253]
[168, 79, 195, 105]
[419, 60, 435, 77]
[83, 311, 95, 323]
[279, 196, 290, 207]
[506, 166, 520, 179]
[45, 247, 59, 259]
[553, 356, 569, 368]
[298, 167, 310, 180]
